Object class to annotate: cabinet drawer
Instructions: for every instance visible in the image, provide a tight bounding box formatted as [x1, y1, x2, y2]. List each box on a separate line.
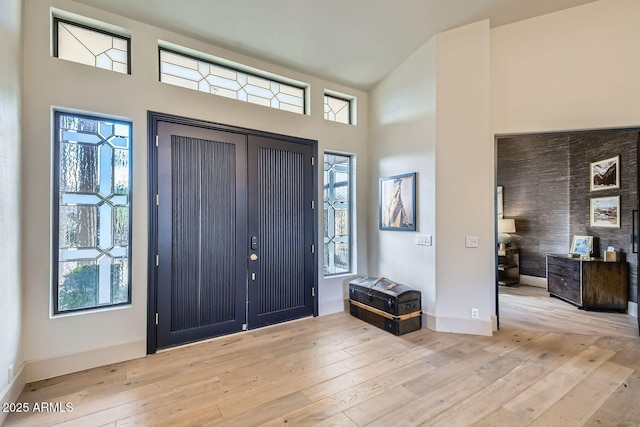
[547, 256, 581, 305]
[547, 273, 581, 305]
[547, 256, 580, 280]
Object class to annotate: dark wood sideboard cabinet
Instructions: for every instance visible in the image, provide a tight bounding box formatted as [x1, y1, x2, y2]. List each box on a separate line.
[546, 254, 629, 311]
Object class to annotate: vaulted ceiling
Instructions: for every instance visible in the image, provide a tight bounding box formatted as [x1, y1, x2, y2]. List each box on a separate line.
[72, 0, 598, 90]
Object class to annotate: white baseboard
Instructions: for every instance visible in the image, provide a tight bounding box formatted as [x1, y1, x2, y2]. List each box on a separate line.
[424, 312, 436, 330]
[318, 299, 346, 316]
[629, 301, 638, 318]
[519, 275, 547, 288]
[0, 362, 26, 425]
[26, 340, 146, 383]
[429, 313, 493, 336]
[436, 316, 493, 336]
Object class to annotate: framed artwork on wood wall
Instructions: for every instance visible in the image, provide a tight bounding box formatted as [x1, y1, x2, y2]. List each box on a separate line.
[497, 186, 504, 219]
[590, 195, 620, 228]
[590, 155, 619, 191]
[379, 172, 416, 231]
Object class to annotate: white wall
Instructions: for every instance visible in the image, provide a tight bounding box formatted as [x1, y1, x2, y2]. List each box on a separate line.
[22, 0, 369, 381]
[492, 0, 640, 134]
[434, 21, 494, 335]
[369, 39, 438, 321]
[0, 0, 25, 417]
[369, 21, 494, 336]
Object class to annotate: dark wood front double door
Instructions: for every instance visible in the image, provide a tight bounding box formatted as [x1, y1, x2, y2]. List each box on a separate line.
[149, 115, 317, 351]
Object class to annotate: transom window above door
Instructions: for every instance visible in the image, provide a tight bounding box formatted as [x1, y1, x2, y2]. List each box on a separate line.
[159, 46, 308, 115]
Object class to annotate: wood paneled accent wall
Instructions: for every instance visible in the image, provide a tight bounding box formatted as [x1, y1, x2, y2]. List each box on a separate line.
[497, 130, 639, 304]
[497, 134, 570, 278]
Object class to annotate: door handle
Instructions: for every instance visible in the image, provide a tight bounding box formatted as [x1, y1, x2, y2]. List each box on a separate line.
[251, 236, 258, 250]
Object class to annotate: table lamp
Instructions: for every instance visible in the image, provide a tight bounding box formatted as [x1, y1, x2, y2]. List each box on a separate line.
[498, 218, 516, 250]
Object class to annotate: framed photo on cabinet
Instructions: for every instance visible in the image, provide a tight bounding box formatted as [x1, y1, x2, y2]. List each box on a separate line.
[570, 235, 594, 256]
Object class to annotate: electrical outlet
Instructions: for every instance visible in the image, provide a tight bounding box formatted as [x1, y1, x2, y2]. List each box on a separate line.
[8, 364, 14, 383]
[465, 236, 479, 248]
[471, 308, 479, 319]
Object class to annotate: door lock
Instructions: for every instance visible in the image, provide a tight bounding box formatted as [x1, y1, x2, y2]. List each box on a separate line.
[250, 253, 258, 261]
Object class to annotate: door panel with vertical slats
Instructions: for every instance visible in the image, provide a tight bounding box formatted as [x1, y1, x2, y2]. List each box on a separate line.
[258, 147, 305, 314]
[153, 117, 316, 351]
[171, 136, 237, 330]
[157, 122, 247, 348]
[247, 136, 315, 328]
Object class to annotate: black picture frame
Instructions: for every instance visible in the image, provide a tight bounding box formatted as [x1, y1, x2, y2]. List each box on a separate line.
[633, 210, 638, 254]
[379, 172, 416, 231]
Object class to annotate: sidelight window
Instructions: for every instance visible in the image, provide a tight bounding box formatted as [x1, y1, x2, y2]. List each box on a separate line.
[53, 111, 132, 314]
[323, 153, 352, 275]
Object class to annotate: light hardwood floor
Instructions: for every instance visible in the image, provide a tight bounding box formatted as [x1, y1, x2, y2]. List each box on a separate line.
[499, 284, 638, 338]
[5, 285, 639, 426]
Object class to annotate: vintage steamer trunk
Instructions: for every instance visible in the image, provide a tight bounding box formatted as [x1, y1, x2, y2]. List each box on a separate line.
[349, 277, 421, 335]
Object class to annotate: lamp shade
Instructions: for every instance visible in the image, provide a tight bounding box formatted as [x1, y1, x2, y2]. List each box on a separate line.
[498, 218, 516, 233]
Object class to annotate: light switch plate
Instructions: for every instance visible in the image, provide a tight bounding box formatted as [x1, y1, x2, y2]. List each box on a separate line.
[415, 234, 432, 246]
[465, 236, 479, 248]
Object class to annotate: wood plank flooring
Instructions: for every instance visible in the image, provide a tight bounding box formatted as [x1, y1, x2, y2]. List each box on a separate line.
[5, 285, 639, 426]
[499, 284, 638, 338]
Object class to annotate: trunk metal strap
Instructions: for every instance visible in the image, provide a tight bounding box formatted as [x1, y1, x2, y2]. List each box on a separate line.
[350, 299, 422, 321]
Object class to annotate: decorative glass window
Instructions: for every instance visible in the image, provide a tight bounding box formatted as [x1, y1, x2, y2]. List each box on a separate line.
[324, 94, 351, 124]
[324, 153, 352, 275]
[159, 48, 306, 114]
[53, 18, 130, 74]
[53, 112, 132, 314]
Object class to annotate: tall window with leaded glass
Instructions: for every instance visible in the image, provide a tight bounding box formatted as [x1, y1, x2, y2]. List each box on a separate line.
[324, 153, 352, 275]
[53, 112, 132, 314]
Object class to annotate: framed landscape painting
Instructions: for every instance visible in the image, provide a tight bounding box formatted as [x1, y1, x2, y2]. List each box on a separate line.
[590, 155, 619, 191]
[590, 196, 620, 228]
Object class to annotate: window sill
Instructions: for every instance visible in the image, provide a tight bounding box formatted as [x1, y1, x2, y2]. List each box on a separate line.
[51, 303, 132, 319]
[323, 273, 357, 280]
